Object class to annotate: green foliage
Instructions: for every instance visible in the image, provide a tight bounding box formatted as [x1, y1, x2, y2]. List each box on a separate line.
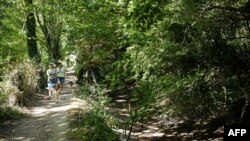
[70, 111, 119, 141]
[0, 0, 27, 61]
[71, 0, 250, 124]
[1, 0, 250, 135]
[65, 0, 122, 84]
[120, 0, 250, 121]
[126, 0, 170, 31]
[0, 106, 24, 122]
[70, 83, 119, 141]
[0, 92, 7, 105]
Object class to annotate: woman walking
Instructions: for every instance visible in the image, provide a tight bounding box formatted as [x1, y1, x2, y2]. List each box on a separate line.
[47, 63, 57, 98]
[56, 62, 66, 91]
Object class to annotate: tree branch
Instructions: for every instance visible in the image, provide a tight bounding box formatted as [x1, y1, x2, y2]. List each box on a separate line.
[35, 9, 47, 36]
[203, 5, 241, 13]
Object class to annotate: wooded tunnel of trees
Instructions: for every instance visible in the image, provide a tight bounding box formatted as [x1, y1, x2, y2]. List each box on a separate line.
[1, 0, 250, 140]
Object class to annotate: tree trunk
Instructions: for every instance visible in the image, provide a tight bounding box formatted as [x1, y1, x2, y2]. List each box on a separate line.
[25, 0, 40, 62]
[46, 33, 61, 61]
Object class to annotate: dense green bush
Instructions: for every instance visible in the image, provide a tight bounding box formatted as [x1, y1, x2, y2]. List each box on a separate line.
[74, 112, 119, 141]
[0, 106, 24, 122]
[71, 0, 250, 124]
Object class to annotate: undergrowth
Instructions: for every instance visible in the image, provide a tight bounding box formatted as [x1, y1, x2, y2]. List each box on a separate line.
[0, 106, 25, 123]
[68, 83, 119, 141]
[0, 61, 39, 106]
[68, 109, 119, 141]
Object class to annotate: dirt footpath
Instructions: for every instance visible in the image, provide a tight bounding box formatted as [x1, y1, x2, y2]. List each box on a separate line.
[0, 71, 84, 141]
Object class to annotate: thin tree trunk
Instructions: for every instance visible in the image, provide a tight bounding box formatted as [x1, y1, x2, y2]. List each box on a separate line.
[127, 119, 135, 141]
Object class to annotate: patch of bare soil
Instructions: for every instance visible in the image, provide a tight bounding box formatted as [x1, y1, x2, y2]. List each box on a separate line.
[112, 113, 224, 141]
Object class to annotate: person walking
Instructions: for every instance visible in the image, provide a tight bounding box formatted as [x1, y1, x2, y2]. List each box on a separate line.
[56, 62, 66, 91]
[47, 63, 57, 98]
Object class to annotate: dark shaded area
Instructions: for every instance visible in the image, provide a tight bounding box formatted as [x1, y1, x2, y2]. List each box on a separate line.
[25, 0, 40, 62]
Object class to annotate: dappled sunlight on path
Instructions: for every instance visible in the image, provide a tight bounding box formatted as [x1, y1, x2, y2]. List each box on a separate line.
[28, 94, 80, 117]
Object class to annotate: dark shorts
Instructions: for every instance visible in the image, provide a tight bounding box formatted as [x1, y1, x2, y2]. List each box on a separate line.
[48, 78, 57, 87]
[48, 78, 57, 84]
[57, 77, 65, 83]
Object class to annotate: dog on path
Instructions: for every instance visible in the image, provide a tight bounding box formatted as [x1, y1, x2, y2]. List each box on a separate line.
[46, 83, 61, 103]
[68, 81, 74, 94]
[68, 81, 73, 86]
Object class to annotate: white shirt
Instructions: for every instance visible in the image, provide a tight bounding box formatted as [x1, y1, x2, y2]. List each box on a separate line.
[47, 68, 56, 79]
